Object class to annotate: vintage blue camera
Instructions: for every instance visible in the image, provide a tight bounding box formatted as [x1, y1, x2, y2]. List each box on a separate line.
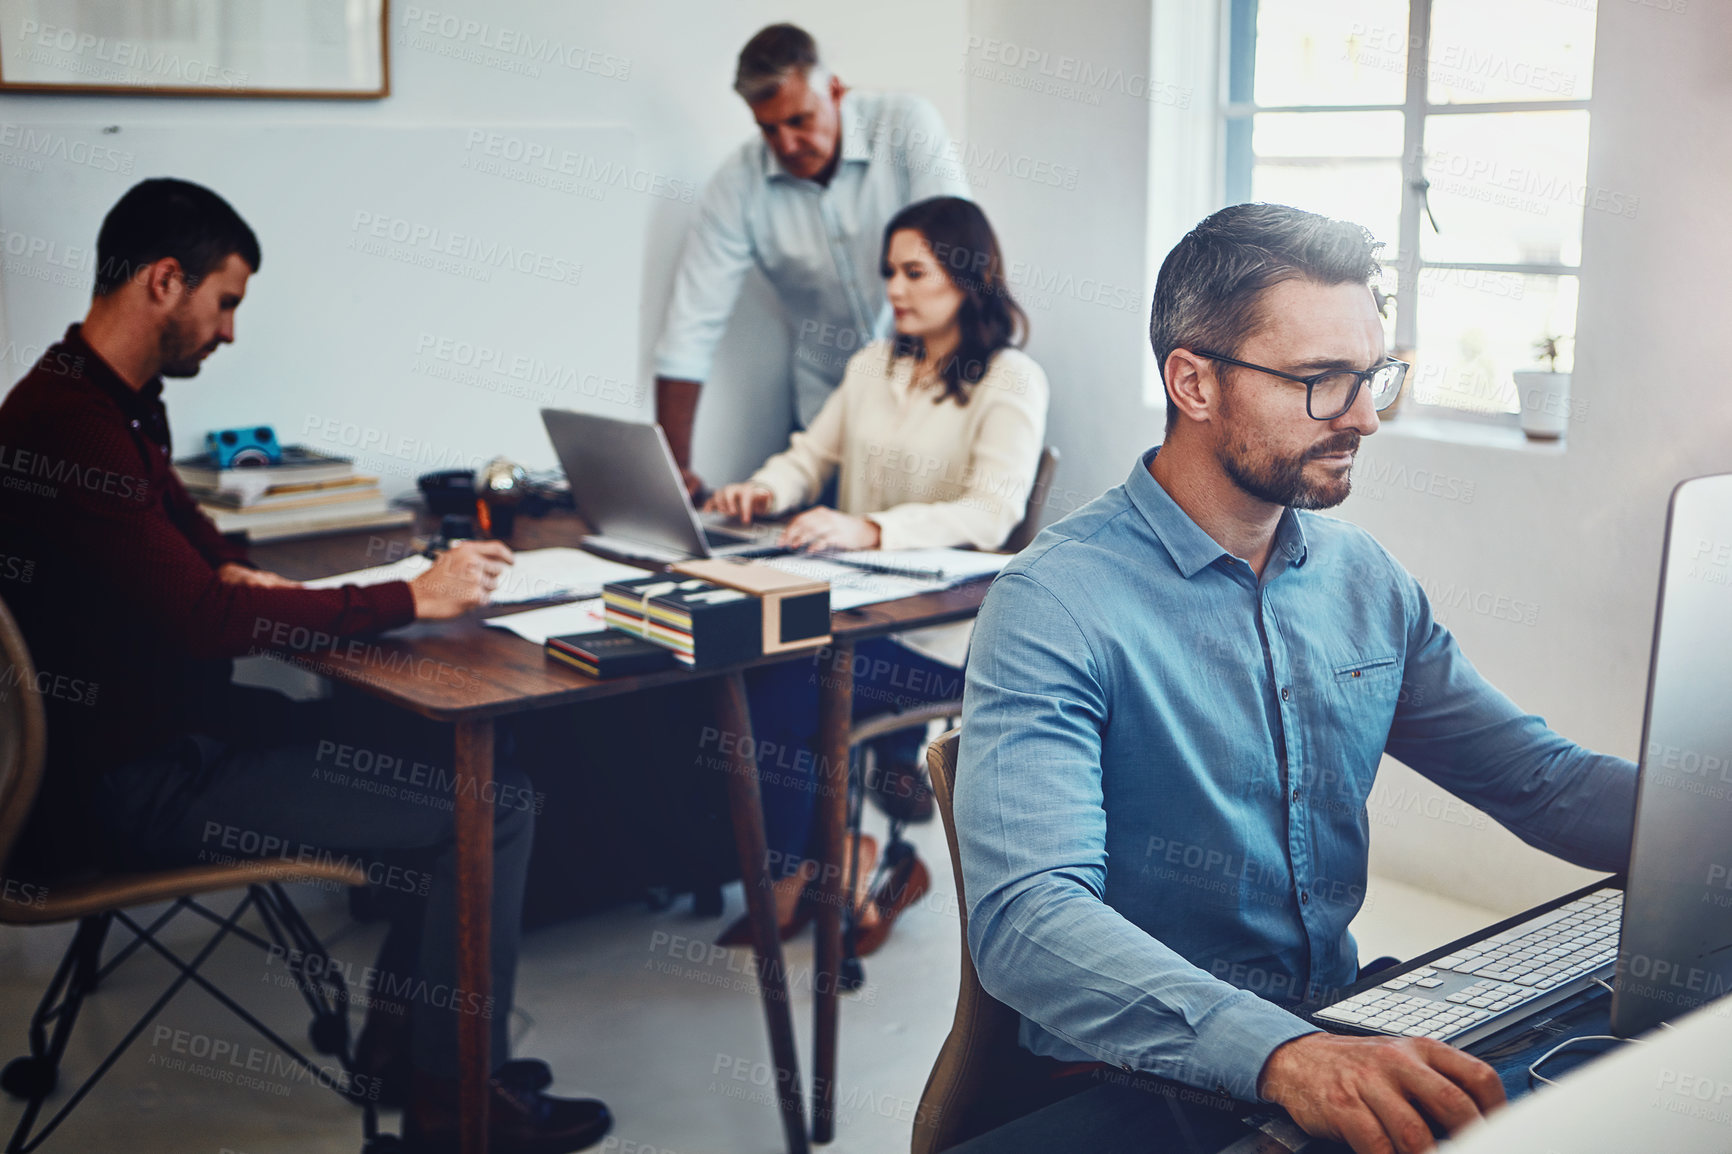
[205, 425, 283, 468]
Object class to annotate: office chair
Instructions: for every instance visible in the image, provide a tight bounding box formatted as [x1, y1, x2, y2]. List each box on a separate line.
[998, 444, 1060, 556]
[909, 729, 1056, 1153]
[839, 446, 1061, 976]
[0, 594, 390, 1153]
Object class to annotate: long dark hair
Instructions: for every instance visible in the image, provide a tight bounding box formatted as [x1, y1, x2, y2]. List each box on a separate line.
[880, 197, 1028, 405]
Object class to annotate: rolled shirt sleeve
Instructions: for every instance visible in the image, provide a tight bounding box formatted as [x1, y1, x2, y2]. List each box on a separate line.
[652, 159, 757, 383]
[956, 572, 1319, 1101]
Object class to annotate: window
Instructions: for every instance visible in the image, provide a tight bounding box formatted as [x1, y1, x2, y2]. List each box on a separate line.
[1224, 0, 1597, 419]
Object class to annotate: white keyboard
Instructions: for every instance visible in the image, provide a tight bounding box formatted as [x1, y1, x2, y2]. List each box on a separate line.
[1316, 887, 1623, 1045]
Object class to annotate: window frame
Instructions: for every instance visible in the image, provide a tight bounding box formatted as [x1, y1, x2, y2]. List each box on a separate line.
[1223, 0, 1592, 420]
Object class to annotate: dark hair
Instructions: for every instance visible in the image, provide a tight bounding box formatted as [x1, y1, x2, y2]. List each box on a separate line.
[1149, 203, 1382, 431]
[880, 196, 1028, 407]
[734, 23, 821, 103]
[93, 178, 260, 297]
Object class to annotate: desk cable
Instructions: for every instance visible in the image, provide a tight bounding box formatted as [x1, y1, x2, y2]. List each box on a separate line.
[1524, 977, 1676, 1088]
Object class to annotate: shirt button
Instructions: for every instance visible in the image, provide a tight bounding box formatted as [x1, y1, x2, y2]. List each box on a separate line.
[1301, 892, 1311, 904]
[130, 419, 140, 429]
[1280, 687, 1291, 702]
[1120, 1063, 1132, 1073]
[1291, 788, 1301, 803]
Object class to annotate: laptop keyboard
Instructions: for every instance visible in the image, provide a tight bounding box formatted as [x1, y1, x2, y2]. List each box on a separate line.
[1316, 887, 1623, 1043]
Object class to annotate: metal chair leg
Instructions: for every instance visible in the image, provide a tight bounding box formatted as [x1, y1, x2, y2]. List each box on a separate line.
[2, 914, 112, 1151]
[4, 887, 389, 1153]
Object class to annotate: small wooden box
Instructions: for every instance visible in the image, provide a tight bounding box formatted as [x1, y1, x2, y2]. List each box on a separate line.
[671, 557, 831, 655]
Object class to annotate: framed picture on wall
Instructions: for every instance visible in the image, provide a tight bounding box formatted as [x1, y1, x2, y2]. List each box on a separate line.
[0, 0, 389, 98]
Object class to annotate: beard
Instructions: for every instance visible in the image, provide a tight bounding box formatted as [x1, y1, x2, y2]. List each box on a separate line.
[158, 309, 217, 378]
[1216, 397, 1360, 510]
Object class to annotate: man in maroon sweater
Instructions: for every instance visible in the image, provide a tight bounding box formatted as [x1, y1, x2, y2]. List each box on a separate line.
[0, 179, 610, 1152]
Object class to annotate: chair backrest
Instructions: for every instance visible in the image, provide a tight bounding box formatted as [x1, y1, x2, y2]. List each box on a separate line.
[0, 593, 49, 880]
[998, 445, 1060, 555]
[912, 729, 1053, 1153]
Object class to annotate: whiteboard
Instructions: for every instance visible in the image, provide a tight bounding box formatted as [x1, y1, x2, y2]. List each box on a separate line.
[0, 122, 649, 493]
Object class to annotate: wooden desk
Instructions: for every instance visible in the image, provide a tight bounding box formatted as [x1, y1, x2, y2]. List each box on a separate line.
[252, 510, 986, 1153]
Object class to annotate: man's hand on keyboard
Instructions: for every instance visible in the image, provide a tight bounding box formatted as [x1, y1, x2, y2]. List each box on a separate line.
[1257, 1032, 1504, 1153]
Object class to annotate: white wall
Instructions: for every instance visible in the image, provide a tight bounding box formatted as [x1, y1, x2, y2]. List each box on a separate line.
[0, 0, 967, 490]
[961, 0, 1164, 521]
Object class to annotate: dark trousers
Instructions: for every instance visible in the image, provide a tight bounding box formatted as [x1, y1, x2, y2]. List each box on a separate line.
[744, 638, 964, 869]
[90, 688, 532, 1079]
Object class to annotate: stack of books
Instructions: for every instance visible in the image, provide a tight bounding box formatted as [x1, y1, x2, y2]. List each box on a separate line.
[600, 574, 763, 668]
[544, 631, 677, 679]
[671, 557, 831, 655]
[174, 446, 413, 541]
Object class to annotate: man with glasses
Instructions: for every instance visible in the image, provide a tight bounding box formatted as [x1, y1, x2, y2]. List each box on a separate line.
[952, 204, 1635, 1153]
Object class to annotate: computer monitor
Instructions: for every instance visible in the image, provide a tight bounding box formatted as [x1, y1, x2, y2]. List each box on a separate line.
[1612, 473, 1732, 1037]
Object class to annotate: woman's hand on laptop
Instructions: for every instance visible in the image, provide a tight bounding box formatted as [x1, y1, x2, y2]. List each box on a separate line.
[706, 482, 775, 525]
[781, 507, 882, 552]
[410, 541, 514, 619]
[1258, 1032, 1504, 1153]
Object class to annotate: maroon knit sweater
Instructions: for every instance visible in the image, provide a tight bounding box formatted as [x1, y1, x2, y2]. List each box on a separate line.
[0, 326, 414, 871]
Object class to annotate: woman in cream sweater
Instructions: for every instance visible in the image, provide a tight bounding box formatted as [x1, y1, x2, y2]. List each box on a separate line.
[706, 196, 1048, 941]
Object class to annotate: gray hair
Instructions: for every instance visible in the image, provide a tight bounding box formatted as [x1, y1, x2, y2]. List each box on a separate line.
[1150, 203, 1384, 431]
[734, 23, 826, 103]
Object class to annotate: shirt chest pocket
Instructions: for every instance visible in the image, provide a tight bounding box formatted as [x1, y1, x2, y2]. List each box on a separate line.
[1328, 654, 1402, 736]
[1302, 654, 1402, 818]
[1333, 655, 1398, 685]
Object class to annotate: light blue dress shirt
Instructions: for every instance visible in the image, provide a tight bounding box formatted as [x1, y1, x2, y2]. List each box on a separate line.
[653, 90, 970, 429]
[955, 448, 1637, 1102]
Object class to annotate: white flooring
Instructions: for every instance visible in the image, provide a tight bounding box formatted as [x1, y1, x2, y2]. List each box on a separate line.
[0, 812, 1500, 1154]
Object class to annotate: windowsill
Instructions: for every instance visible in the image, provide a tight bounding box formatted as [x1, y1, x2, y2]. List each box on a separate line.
[1375, 412, 1567, 454]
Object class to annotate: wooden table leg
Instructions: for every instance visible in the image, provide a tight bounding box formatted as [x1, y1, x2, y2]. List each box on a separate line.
[454, 719, 494, 1154]
[811, 641, 853, 1144]
[712, 673, 811, 1154]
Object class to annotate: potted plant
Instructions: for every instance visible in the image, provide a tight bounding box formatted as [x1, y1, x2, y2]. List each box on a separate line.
[1515, 335, 1572, 441]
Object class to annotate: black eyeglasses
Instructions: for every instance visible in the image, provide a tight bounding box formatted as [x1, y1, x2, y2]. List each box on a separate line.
[1191, 350, 1409, 421]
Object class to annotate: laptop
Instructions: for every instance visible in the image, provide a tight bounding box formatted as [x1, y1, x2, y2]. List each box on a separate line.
[1314, 473, 1732, 1048]
[540, 409, 784, 563]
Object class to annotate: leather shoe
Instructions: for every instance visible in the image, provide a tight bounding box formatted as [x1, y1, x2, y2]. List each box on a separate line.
[852, 843, 931, 957]
[353, 1006, 551, 1108]
[403, 1069, 611, 1153]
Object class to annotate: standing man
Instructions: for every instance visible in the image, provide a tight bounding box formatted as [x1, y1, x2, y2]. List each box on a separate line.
[653, 22, 970, 494]
[954, 204, 1637, 1153]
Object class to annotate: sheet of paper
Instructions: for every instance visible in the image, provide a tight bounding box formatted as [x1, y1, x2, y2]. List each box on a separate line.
[481, 598, 607, 645]
[303, 555, 431, 589]
[826, 547, 1008, 585]
[487, 548, 651, 604]
[762, 554, 937, 610]
[303, 547, 651, 604]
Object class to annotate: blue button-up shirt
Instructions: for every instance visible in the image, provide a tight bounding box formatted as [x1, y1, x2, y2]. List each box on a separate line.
[955, 448, 1637, 1101]
[653, 90, 970, 429]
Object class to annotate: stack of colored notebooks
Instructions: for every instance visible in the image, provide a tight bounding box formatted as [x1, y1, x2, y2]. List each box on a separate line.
[544, 631, 677, 679]
[600, 575, 762, 668]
